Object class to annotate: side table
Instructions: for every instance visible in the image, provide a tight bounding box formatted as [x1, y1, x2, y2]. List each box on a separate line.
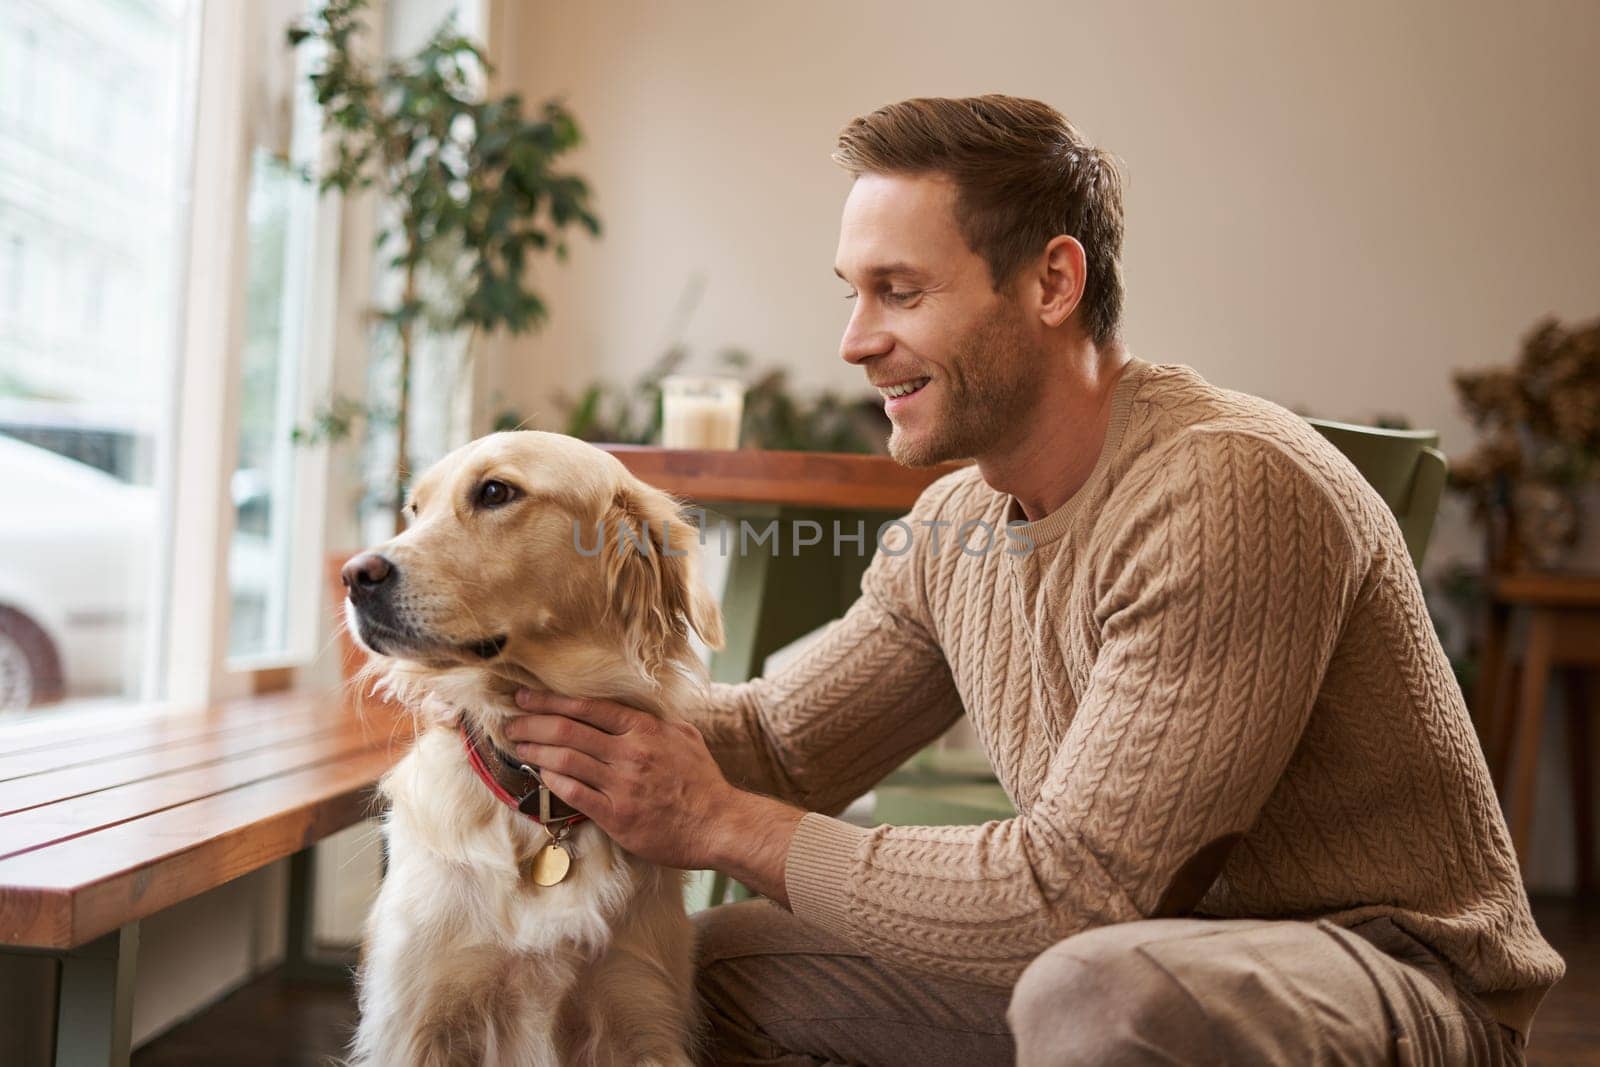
[1475, 572, 1600, 885]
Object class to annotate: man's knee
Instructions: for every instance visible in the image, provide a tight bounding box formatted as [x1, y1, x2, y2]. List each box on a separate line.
[692, 898, 769, 970]
[690, 901, 834, 1067]
[1008, 922, 1217, 1067]
[694, 898, 856, 968]
[691, 903, 772, 1058]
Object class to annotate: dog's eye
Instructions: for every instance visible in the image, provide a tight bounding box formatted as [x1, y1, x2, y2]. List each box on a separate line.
[475, 480, 518, 509]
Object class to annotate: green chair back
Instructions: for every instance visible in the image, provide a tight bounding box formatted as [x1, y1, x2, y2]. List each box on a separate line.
[1304, 418, 1448, 570]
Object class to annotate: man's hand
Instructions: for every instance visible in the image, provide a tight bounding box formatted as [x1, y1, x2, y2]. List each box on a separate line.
[506, 689, 805, 904]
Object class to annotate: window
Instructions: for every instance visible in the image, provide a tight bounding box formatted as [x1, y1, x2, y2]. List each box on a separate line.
[0, 234, 21, 319]
[0, 0, 197, 712]
[228, 150, 325, 662]
[226, 7, 337, 665]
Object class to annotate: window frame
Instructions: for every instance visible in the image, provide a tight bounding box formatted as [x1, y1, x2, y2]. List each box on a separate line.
[224, 38, 344, 674]
[163, 0, 351, 705]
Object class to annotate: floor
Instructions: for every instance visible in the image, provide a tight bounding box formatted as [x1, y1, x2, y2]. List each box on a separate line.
[133, 967, 357, 1067]
[1530, 896, 1600, 1065]
[133, 897, 1600, 1066]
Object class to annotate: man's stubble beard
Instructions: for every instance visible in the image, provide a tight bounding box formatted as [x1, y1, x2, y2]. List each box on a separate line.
[887, 298, 1045, 468]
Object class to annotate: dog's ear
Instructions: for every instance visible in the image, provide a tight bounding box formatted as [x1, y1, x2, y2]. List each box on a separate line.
[601, 480, 725, 677]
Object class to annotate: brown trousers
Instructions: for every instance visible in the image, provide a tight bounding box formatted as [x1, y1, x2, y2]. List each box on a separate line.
[691, 900, 1525, 1066]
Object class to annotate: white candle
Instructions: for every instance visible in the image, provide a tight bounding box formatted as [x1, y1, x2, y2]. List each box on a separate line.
[660, 376, 744, 450]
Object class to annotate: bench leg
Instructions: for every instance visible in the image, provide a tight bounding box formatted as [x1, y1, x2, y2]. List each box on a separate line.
[283, 847, 354, 983]
[54, 923, 139, 1067]
[285, 847, 315, 974]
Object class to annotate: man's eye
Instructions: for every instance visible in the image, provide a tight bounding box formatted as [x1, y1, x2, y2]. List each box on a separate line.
[475, 480, 518, 509]
[841, 289, 918, 305]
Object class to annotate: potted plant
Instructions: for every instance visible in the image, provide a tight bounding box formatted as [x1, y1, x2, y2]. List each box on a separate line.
[288, 0, 600, 536]
[287, 0, 599, 679]
[1451, 315, 1600, 573]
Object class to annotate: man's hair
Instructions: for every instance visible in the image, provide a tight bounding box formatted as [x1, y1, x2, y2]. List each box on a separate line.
[833, 95, 1125, 346]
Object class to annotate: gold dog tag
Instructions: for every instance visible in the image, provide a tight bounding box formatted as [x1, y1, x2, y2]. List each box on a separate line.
[530, 842, 571, 886]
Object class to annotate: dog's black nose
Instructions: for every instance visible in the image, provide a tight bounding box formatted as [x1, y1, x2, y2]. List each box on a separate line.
[341, 553, 395, 601]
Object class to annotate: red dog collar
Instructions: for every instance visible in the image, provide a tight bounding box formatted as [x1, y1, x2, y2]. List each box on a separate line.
[461, 724, 588, 829]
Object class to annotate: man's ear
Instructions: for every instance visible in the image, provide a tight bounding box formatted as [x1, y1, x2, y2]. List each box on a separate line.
[1036, 234, 1086, 329]
[600, 480, 725, 677]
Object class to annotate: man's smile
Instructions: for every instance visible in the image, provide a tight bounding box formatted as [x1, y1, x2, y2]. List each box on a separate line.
[878, 376, 932, 410]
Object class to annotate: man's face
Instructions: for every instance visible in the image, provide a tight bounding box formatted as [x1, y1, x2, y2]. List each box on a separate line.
[834, 173, 1044, 467]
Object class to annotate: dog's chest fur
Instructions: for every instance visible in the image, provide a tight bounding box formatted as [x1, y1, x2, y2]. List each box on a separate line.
[352, 724, 695, 1066]
[384, 728, 646, 945]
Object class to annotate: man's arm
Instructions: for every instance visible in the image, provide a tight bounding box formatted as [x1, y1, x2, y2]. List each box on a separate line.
[775, 432, 1364, 987]
[507, 476, 972, 896]
[692, 593, 962, 812]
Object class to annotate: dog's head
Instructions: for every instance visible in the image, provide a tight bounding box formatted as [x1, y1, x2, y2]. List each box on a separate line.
[341, 431, 724, 712]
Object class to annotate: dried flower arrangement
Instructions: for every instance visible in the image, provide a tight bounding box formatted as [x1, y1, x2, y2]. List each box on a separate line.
[1451, 315, 1600, 570]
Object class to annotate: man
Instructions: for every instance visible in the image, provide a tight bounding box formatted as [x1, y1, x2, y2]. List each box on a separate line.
[507, 95, 1562, 1064]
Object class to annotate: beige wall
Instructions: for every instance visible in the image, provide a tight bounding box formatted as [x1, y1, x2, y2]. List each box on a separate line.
[487, 0, 1597, 482]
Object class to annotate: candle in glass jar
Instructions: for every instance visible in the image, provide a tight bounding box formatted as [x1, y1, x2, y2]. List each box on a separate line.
[660, 375, 744, 450]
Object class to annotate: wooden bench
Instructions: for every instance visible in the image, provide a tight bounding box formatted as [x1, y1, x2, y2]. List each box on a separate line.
[0, 692, 408, 1067]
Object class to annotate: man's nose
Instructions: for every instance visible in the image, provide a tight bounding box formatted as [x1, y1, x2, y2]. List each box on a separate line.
[839, 306, 893, 366]
[341, 552, 396, 602]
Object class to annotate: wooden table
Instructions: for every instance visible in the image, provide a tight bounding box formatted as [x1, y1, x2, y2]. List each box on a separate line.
[0, 692, 408, 1066]
[602, 447, 966, 683]
[1475, 571, 1600, 881]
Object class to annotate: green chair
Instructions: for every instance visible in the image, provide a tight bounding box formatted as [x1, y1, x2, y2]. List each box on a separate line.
[873, 777, 1017, 826]
[1304, 418, 1448, 571]
[872, 417, 1451, 829]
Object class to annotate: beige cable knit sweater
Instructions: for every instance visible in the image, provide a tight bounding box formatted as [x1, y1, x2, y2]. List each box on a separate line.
[696, 358, 1563, 1034]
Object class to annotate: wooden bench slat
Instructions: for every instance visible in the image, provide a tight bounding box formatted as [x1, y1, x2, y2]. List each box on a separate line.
[0, 700, 336, 784]
[0, 693, 319, 764]
[0, 742, 400, 949]
[0, 723, 392, 860]
[0, 712, 359, 816]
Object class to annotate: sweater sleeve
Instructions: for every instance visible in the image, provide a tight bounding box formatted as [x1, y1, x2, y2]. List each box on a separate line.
[692, 480, 970, 815]
[782, 431, 1365, 986]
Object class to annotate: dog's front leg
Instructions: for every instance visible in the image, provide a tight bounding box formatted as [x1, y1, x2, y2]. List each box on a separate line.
[354, 947, 570, 1067]
[579, 948, 697, 1067]
[574, 889, 698, 1067]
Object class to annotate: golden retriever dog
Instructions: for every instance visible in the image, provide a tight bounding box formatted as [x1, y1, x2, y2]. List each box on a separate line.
[340, 430, 723, 1067]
